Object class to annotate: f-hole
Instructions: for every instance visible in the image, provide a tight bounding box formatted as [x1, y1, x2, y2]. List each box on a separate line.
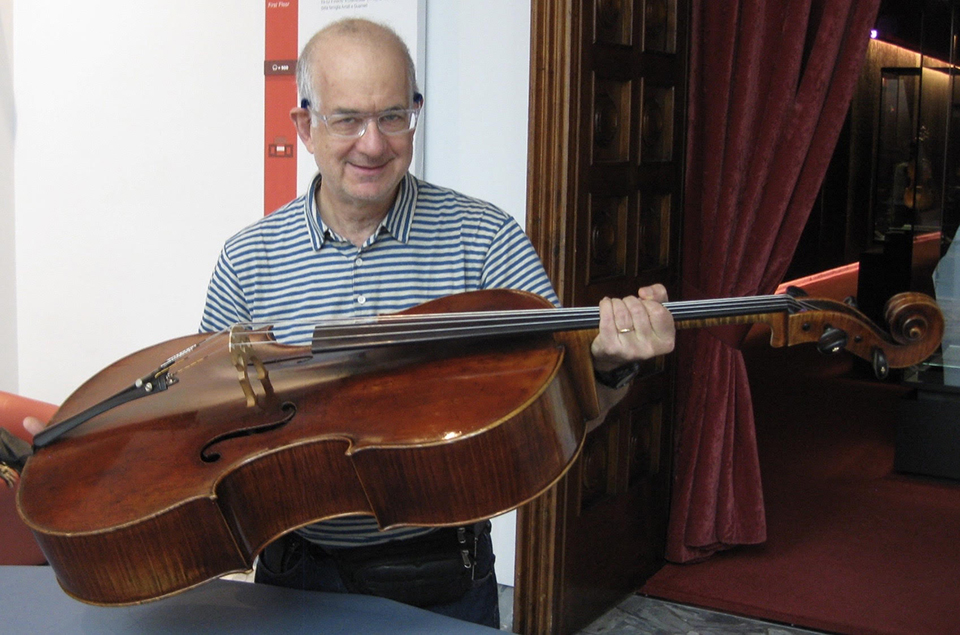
[200, 401, 298, 463]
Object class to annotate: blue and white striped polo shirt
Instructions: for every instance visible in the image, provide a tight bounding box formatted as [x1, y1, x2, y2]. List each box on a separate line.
[200, 172, 559, 547]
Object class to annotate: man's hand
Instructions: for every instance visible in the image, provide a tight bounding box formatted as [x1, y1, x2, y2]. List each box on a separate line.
[591, 284, 675, 372]
[23, 417, 45, 438]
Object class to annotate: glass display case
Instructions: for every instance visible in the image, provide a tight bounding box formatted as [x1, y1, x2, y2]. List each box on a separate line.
[872, 66, 950, 238]
[858, 39, 960, 326]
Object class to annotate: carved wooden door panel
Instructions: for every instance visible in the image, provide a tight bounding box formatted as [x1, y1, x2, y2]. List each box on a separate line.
[516, 0, 689, 633]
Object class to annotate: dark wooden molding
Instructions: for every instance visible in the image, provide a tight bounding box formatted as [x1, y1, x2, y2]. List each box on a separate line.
[516, 1, 581, 633]
[525, 0, 582, 300]
[518, 0, 687, 631]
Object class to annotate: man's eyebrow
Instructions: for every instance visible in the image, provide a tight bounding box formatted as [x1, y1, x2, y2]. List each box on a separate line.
[330, 104, 409, 115]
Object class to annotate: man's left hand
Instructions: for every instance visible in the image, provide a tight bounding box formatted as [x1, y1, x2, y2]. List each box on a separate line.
[591, 284, 675, 372]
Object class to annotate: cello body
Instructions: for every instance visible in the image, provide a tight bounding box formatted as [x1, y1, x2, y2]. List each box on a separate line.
[17, 290, 591, 605]
[15, 286, 945, 606]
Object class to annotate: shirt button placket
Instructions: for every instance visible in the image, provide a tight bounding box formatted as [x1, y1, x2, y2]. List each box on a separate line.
[354, 249, 365, 307]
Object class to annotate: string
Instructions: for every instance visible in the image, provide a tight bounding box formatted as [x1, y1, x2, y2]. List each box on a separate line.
[229, 294, 804, 354]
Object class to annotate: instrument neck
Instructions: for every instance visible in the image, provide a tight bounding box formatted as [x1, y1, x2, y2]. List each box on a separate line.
[309, 294, 801, 354]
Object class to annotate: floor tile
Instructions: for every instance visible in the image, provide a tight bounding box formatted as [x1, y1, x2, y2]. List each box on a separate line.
[497, 586, 823, 634]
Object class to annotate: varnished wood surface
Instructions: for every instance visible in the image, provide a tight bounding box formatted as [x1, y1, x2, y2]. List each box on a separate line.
[17, 290, 590, 605]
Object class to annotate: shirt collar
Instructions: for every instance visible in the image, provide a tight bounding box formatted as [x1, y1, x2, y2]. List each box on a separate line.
[302, 173, 418, 250]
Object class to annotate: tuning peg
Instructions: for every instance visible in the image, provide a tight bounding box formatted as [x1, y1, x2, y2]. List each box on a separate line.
[817, 327, 848, 355]
[872, 347, 889, 380]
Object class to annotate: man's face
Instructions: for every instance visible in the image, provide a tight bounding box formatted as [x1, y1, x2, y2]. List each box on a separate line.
[296, 35, 415, 217]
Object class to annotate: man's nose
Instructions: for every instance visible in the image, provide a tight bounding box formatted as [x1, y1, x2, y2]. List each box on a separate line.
[355, 118, 388, 152]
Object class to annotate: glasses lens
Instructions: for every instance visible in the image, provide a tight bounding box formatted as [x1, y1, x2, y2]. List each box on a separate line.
[378, 111, 416, 134]
[325, 115, 364, 137]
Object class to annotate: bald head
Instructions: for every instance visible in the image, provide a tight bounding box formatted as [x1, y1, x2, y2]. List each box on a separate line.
[296, 19, 419, 112]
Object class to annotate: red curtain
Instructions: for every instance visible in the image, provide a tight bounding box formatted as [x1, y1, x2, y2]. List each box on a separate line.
[668, 0, 882, 563]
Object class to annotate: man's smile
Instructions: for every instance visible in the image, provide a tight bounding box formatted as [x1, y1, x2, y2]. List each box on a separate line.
[347, 161, 390, 177]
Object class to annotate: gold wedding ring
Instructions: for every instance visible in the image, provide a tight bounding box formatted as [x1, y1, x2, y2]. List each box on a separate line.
[618, 327, 634, 334]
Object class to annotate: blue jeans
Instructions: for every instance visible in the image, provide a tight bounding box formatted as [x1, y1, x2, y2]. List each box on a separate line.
[255, 523, 500, 629]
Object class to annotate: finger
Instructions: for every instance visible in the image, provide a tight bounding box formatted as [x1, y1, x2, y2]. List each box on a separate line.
[598, 297, 615, 333]
[625, 296, 653, 335]
[598, 297, 632, 334]
[633, 297, 676, 353]
[23, 416, 46, 438]
[636, 283, 668, 303]
[609, 297, 636, 333]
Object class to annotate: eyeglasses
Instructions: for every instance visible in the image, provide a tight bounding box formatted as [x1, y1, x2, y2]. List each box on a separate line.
[303, 101, 421, 139]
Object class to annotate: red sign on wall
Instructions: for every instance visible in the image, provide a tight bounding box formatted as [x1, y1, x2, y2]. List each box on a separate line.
[264, 1, 298, 215]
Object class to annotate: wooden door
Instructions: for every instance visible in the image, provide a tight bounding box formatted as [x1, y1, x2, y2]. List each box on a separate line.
[515, 0, 689, 632]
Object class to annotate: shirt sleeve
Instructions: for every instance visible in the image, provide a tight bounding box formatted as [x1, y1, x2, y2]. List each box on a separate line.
[481, 216, 561, 308]
[199, 248, 251, 333]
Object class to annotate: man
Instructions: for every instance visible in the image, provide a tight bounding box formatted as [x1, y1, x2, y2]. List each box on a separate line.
[29, 17, 674, 628]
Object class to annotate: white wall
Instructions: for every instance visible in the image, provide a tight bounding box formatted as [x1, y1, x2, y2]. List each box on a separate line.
[9, 0, 531, 586]
[423, 3, 531, 223]
[13, 2, 265, 401]
[0, 0, 16, 393]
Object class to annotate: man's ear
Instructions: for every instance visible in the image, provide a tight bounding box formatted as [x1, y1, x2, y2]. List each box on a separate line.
[290, 106, 316, 152]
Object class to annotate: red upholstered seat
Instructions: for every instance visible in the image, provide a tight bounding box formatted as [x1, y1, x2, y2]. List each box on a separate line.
[0, 391, 58, 565]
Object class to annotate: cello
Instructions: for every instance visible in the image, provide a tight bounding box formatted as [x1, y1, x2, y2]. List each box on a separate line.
[12, 287, 943, 605]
